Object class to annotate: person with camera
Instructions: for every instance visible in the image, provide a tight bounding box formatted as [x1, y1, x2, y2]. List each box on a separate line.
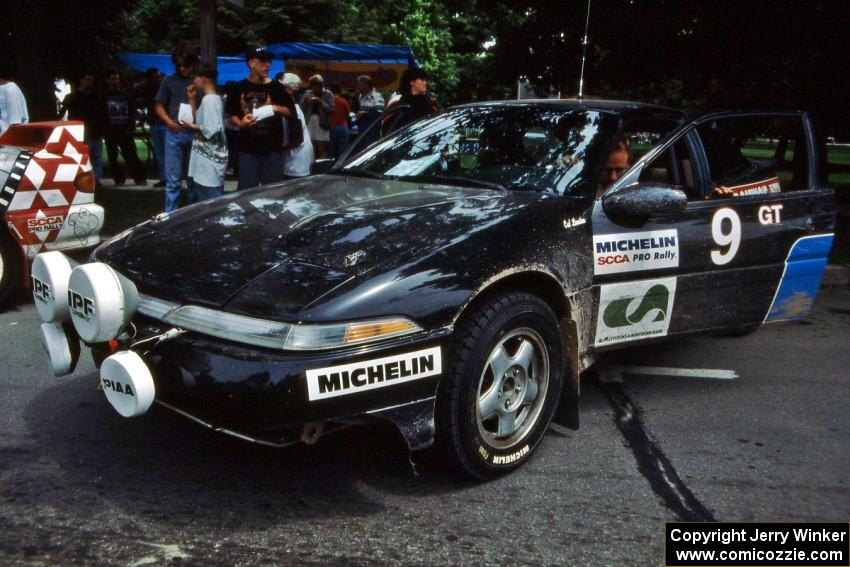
[299, 74, 335, 159]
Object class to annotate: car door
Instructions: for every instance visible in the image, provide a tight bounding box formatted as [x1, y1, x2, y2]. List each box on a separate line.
[589, 112, 835, 351]
[589, 128, 712, 350]
[689, 112, 835, 325]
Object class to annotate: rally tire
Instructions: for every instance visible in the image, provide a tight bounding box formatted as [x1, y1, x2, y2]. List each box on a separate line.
[436, 291, 565, 480]
[0, 232, 22, 306]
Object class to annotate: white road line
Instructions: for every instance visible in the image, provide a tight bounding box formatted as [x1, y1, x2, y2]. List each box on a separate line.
[615, 365, 738, 380]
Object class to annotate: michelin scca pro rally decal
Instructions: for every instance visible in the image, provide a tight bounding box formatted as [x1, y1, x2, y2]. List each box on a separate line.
[593, 229, 679, 275]
[306, 346, 442, 401]
[595, 277, 677, 346]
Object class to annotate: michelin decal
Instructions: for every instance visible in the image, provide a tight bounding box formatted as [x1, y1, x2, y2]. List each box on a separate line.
[593, 229, 679, 275]
[306, 347, 441, 401]
[595, 277, 677, 346]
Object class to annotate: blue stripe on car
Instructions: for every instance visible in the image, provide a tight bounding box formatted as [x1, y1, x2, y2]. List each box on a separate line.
[764, 233, 834, 323]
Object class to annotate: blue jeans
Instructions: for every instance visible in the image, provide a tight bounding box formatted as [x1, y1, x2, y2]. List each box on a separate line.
[190, 182, 224, 204]
[237, 151, 284, 190]
[149, 122, 167, 181]
[85, 137, 103, 181]
[329, 125, 349, 161]
[164, 129, 194, 212]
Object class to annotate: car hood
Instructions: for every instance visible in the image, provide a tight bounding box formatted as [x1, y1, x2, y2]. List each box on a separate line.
[95, 175, 547, 311]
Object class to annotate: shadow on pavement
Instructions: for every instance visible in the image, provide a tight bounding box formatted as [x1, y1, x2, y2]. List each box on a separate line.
[21, 371, 472, 530]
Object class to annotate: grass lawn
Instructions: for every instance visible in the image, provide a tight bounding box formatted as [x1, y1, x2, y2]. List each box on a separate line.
[97, 133, 161, 179]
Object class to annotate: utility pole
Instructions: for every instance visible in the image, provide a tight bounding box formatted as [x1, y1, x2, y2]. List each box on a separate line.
[200, 0, 216, 67]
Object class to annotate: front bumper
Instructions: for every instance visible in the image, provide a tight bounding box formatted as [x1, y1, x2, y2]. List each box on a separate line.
[93, 317, 451, 447]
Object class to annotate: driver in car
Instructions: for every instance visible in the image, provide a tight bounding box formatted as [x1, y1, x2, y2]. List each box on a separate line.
[597, 137, 631, 197]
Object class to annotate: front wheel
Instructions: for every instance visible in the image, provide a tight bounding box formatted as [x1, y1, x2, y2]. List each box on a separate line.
[437, 292, 565, 479]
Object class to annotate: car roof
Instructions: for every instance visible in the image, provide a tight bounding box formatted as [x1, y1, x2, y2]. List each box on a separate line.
[454, 98, 685, 121]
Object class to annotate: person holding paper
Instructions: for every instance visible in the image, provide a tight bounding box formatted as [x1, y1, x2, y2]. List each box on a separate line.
[225, 48, 295, 190]
[155, 43, 198, 212]
[184, 64, 227, 203]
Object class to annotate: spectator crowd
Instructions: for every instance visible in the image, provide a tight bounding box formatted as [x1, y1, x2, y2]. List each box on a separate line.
[1, 44, 439, 213]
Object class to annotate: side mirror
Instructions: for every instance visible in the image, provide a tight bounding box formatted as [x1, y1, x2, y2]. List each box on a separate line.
[602, 182, 687, 218]
[311, 159, 334, 175]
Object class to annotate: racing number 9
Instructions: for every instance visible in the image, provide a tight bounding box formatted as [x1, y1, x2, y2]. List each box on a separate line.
[710, 208, 741, 266]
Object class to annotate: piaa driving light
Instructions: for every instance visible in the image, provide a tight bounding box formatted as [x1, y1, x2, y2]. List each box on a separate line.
[157, 302, 421, 351]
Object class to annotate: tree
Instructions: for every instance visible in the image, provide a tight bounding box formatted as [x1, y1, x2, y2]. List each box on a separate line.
[382, 0, 459, 100]
[1, 0, 134, 119]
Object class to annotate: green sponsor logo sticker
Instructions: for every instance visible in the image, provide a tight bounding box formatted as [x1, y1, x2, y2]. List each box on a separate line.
[602, 284, 670, 328]
[595, 277, 676, 346]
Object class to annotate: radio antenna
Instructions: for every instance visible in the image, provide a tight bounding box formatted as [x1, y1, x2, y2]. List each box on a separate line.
[577, 0, 593, 99]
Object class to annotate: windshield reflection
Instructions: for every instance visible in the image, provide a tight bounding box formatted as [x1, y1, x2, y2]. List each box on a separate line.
[342, 106, 616, 195]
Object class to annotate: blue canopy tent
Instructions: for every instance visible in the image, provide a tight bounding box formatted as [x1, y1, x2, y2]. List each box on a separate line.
[118, 53, 284, 84]
[260, 42, 416, 64]
[120, 43, 417, 87]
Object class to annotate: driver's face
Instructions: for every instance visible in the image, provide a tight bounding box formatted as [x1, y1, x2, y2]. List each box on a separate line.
[600, 149, 630, 188]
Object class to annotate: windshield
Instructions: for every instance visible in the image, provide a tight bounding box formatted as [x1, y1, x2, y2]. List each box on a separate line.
[341, 105, 617, 195]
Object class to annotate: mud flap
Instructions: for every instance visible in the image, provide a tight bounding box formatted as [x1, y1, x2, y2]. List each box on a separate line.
[369, 396, 437, 450]
[558, 315, 581, 430]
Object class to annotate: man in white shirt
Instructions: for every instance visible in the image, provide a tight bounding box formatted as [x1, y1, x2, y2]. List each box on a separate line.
[0, 67, 29, 135]
[279, 73, 313, 178]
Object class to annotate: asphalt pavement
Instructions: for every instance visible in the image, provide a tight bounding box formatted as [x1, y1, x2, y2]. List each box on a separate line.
[0, 288, 847, 566]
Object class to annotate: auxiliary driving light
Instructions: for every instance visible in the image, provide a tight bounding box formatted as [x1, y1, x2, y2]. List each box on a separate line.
[99, 351, 155, 418]
[67, 263, 139, 343]
[39, 322, 81, 377]
[31, 251, 78, 323]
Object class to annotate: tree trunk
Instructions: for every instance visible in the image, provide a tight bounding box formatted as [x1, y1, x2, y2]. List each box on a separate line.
[200, 0, 217, 67]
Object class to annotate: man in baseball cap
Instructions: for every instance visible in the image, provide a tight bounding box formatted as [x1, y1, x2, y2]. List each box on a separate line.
[245, 47, 274, 62]
[225, 47, 295, 189]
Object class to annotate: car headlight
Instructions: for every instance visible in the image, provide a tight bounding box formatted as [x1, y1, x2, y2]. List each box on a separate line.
[284, 318, 421, 350]
[158, 303, 421, 351]
[163, 305, 291, 350]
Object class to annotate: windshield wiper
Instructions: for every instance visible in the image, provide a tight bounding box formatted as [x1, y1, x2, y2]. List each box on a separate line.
[333, 168, 387, 180]
[395, 174, 506, 191]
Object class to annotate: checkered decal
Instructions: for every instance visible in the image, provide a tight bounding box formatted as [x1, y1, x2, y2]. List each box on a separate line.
[3, 124, 102, 258]
[0, 151, 32, 213]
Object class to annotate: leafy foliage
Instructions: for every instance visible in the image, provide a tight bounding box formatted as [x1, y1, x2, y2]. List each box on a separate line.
[383, 0, 459, 100]
[4, 0, 849, 134]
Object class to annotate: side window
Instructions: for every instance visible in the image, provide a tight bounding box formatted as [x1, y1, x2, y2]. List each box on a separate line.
[621, 119, 679, 164]
[697, 116, 809, 199]
[596, 118, 678, 197]
[637, 139, 698, 198]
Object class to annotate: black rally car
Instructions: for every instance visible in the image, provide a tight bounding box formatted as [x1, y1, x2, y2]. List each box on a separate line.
[32, 100, 835, 478]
